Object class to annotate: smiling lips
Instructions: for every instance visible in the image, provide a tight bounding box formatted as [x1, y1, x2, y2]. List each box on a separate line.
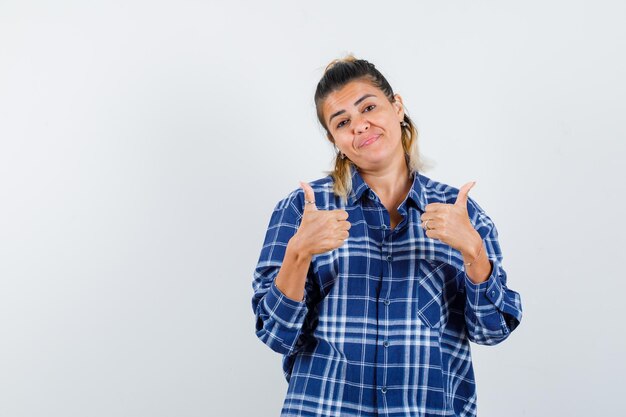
[358, 134, 381, 148]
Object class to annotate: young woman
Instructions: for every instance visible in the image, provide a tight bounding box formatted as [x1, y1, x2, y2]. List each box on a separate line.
[252, 56, 522, 417]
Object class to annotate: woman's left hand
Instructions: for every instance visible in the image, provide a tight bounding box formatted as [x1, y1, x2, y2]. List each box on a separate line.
[420, 181, 481, 256]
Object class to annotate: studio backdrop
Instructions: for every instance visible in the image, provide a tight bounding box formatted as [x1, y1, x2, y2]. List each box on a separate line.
[0, 1, 624, 416]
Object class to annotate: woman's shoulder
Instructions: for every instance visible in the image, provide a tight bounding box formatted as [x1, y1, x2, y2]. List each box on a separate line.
[415, 172, 490, 218]
[415, 173, 462, 205]
[272, 174, 335, 213]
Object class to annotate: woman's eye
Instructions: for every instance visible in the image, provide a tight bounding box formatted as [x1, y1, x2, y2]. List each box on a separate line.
[336, 106, 374, 129]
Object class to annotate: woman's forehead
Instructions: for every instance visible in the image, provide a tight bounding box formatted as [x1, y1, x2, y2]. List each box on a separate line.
[322, 80, 384, 115]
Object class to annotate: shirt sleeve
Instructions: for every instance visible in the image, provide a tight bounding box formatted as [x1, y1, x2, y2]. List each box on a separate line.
[251, 190, 310, 356]
[462, 197, 523, 346]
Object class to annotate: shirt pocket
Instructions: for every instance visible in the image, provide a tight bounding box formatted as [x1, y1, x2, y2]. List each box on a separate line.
[417, 260, 447, 329]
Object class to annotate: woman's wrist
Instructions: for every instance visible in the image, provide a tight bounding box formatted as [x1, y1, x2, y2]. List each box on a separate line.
[460, 231, 482, 261]
[287, 234, 313, 261]
[274, 237, 313, 302]
[462, 233, 491, 284]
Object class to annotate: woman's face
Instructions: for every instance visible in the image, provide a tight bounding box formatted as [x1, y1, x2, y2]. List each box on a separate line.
[322, 79, 405, 172]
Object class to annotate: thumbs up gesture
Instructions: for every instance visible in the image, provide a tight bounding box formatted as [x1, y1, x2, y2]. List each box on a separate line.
[292, 182, 351, 256]
[420, 181, 481, 255]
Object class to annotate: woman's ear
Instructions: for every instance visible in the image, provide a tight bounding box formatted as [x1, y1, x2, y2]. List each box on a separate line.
[393, 94, 405, 120]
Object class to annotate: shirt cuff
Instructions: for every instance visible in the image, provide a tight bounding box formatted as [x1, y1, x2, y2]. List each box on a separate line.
[262, 280, 308, 328]
[464, 261, 505, 310]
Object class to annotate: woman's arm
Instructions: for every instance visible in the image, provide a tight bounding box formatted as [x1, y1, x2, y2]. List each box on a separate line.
[461, 200, 523, 346]
[419, 182, 523, 345]
[461, 234, 492, 284]
[275, 182, 349, 300]
[274, 238, 313, 302]
[252, 191, 310, 356]
[252, 182, 350, 355]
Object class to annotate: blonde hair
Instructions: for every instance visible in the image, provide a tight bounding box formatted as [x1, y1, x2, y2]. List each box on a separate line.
[314, 55, 425, 202]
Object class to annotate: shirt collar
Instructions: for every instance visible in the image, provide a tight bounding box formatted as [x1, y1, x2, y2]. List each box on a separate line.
[348, 164, 429, 211]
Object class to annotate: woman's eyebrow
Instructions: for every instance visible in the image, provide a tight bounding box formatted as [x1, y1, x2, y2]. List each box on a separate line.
[328, 94, 377, 124]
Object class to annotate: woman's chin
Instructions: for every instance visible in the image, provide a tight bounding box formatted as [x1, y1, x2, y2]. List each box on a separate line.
[354, 149, 402, 170]
[354, 157, 394, 171]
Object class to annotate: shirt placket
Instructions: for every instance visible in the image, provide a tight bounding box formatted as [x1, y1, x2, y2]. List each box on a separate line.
[370, 195, 394, 414]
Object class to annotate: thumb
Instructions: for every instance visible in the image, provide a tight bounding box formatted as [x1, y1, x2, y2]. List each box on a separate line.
[300, 181, 318, 212]
[454, 181, 476, 207]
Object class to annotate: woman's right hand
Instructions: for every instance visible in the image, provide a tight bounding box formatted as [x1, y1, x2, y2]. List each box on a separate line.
[291, 182, 351, 256]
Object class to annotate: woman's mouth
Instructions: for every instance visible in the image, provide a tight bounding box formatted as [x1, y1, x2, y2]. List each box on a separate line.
[359, 134, 380, 148]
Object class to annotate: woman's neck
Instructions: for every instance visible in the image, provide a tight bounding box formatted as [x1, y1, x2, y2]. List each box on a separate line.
[358, 157, 412, 203]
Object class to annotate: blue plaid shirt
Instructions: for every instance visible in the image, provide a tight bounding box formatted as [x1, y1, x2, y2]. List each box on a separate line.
[252, 166, 522, 417]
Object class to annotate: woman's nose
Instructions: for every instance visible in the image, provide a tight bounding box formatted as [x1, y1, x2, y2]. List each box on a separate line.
[353, 115, 370, 133]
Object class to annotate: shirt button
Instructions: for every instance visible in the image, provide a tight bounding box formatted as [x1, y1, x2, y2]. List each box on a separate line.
[383, 299, 390, 306]
[383, 341, 390, 348]
[381, 387, 388, 394]
[386, 255, 392, 261]
[381, 224, 387, 230]
[491, 290, 496, 296]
